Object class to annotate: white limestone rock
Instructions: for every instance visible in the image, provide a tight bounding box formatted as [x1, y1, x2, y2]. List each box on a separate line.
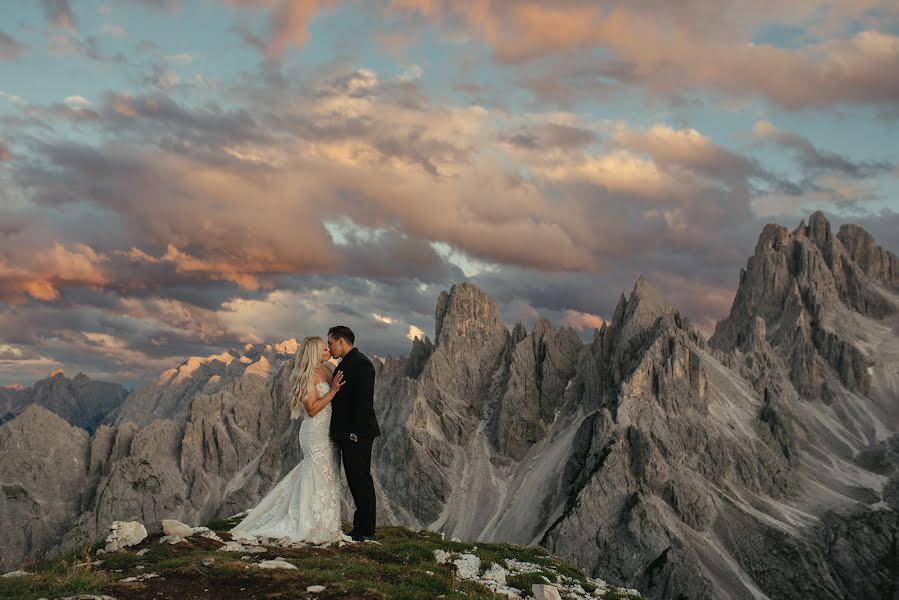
[160, 519, 193, 537]
[482, 562, 507, 585]
[532, 584, 563, 600]
[229, 532, 261, 545]
[218, 541, 247, 553]
[104, 521, 147, 552]
[256, 559, 297, 570]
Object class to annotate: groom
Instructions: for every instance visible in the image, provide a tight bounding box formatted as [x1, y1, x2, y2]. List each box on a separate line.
[327, 325, 380, 541]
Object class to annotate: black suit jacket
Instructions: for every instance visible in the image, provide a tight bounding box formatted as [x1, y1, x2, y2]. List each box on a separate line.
[329, 347, 380, 442]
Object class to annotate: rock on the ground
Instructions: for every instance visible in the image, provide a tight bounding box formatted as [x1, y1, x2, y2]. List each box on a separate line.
[218, 541, 247, 553]
[1, 570, 32, 578]
[104, 521, 147, 552]
[190, 526, 223, 542]
[482, 562, 507, 584]
[256, 559, 297, 570]
[306, 585, 326, 593]
[452, 553, 481, 580]
[160, 519, 193, 537]
[532, 584, 563, 600]
[229, 532, 260, 545]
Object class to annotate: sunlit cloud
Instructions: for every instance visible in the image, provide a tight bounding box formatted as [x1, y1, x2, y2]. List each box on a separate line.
[560, 310, 605, 332]
[0, 0, 896, 387]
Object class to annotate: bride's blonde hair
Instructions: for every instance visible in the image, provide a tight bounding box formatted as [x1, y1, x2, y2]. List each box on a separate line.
[290, 336, 325, 419]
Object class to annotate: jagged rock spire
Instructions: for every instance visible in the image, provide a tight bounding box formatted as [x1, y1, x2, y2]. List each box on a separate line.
[613, 275, 675, 352]
[711, 211, 895, 398]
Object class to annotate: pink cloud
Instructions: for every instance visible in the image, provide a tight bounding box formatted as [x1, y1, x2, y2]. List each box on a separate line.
[221, 0, 342, 59]
[560, 309, 606, 332]
[389, 1, 899, 108]
[0, 243, 109, 303]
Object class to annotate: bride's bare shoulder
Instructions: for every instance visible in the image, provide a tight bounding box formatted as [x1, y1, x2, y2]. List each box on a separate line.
[314, 363, 335, 381]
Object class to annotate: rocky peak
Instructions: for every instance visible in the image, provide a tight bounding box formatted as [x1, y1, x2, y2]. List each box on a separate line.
[804, 210, 832, 247]
[433, 283, 506, 349]
[613, 275, 675, 351]
[531, 318, 553, 340]
[405, 335, 435, 379]
[837, 223, 899, 290]
[755, 223, 791, 254]
[1, 373, 128, 433]
[711, 212, 896, 398]
[5, 402, 71, 432]
[511, 321, 528, 345]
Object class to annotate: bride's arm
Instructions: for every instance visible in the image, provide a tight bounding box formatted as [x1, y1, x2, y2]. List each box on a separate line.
[303, 371, 344, 417]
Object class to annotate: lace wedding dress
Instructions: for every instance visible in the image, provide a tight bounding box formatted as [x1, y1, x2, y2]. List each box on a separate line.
[231, 380, 343, 544]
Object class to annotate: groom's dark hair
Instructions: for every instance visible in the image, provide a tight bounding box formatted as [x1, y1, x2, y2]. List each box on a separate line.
[328, 325, 355, 345]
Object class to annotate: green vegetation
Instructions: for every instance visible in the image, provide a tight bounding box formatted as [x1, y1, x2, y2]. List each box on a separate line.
[0, 516, 644, 599]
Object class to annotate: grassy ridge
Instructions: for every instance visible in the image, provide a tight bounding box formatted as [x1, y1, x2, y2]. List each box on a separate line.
[1, 516, 644, 599]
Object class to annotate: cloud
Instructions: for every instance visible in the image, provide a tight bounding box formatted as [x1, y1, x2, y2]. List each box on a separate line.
[0, 243, 109, 303]
[0, 31, 28, 61]
[41, 0, 76, 29]
[133, 0, 182, 11]
[382, 1, 899, 109]
[406, 324, 424, 341]
[612, 124, 761, 182]
[222, 0, 342, 59]
[500, 121, 599, 152]
[166, 53, 194, 64]
[2, 67, 773, 302]
[372, 313, 395, 325]
[64, 95, 90, 108]
[3, 42, 889, 387]
[560, 310, 605, 332]
[753, 120, 894, 178]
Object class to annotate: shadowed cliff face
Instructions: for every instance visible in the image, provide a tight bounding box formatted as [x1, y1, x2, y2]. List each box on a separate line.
[1, 214, 897, 600]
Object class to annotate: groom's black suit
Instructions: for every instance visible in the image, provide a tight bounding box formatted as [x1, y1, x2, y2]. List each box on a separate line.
[329, 347, 380, 537]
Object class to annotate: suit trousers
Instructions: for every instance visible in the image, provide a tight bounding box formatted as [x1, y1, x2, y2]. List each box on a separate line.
[339, 437, 376, 536]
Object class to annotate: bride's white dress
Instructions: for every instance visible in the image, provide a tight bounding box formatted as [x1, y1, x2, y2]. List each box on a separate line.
[231, 380, 343, 544]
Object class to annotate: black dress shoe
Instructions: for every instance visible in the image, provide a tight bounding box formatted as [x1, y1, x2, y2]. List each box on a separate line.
[351, 533, 376, 542]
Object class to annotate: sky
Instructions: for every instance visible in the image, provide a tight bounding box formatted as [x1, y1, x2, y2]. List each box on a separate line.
[1, 0, 898, 387]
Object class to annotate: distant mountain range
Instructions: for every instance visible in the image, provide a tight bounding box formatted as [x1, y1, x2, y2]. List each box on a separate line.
[1, 212, 896, 599]
[0, 372, 128, 432]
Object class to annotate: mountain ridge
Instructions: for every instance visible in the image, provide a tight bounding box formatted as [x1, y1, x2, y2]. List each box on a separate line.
[1, 212, 897, 599]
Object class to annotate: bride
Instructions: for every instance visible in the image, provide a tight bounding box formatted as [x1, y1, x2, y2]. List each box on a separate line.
[231, 336, 346, 544]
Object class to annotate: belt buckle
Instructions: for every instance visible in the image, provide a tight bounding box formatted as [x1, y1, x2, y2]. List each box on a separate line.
[349, 433, 358, 443]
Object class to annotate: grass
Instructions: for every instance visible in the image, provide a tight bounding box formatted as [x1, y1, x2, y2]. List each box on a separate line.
[0, 516, 643, 599]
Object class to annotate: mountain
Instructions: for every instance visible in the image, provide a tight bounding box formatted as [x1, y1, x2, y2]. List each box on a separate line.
[0, 405, 90, 569]
[0, 372, 128, 433]
[0, 213, 897, 599]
